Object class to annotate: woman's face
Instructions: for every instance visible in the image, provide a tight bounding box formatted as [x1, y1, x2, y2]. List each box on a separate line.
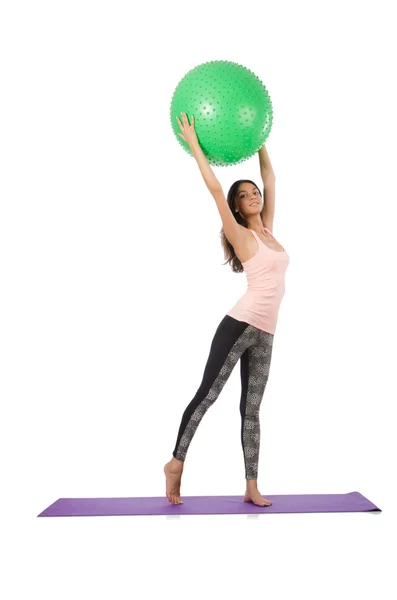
[236, 183, 262, 216]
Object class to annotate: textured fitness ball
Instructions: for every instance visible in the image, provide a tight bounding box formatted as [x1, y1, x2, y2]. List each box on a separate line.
[170, 60, 273, 167]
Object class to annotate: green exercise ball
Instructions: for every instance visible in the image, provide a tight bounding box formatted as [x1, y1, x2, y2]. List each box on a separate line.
[170, 60, 273, 167]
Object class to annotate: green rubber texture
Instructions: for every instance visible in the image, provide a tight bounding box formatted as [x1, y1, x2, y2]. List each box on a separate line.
[170, 60, 273, 167]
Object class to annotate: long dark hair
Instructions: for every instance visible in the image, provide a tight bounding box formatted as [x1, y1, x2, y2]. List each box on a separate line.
[220, 179, 264, 273]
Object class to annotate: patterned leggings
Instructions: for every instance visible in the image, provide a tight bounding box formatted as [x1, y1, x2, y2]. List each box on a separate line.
[172, 314, 274, 480]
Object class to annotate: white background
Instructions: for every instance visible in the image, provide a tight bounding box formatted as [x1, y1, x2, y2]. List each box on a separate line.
[1, 0, 395, 598]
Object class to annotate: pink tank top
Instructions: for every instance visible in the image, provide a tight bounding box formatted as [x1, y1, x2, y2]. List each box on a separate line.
[226, 227, 290, 335]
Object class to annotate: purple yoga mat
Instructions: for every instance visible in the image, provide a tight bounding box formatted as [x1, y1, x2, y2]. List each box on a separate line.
[37, 491, 381, 517]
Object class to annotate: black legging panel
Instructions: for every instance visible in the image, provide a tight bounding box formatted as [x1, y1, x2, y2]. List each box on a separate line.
[172, 315, 274, 480]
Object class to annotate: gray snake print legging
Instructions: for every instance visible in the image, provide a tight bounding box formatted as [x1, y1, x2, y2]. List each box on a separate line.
[172, 314, 274, 480]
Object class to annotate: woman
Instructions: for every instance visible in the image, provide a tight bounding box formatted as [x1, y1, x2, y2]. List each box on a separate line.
[164, 112, 290, 507]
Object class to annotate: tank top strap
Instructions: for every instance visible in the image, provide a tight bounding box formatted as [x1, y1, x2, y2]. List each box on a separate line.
[262, 226, 275, 241]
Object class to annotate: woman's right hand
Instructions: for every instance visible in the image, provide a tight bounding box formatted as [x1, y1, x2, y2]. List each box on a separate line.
[176, 112, 199, 147]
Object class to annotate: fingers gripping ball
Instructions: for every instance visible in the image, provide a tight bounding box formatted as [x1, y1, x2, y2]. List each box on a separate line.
[170, 60, 273, 167]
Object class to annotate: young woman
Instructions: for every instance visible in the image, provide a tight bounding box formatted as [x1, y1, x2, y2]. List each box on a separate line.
[164, 112, 290, 507]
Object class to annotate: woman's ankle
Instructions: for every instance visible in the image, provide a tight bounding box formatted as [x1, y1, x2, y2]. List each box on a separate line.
[246, 479, 258, 487]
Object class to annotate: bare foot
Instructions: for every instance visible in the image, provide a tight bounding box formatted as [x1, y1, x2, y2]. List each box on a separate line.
[164, 459, 184, 505]
[244, 488, 272, 507]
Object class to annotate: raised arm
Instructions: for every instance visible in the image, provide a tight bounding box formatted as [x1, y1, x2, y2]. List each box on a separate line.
[176, 112, 220, 189]
[176, 112, 242, 248]
[258, 144, 276, 232]
[189, 138, 243, 247]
